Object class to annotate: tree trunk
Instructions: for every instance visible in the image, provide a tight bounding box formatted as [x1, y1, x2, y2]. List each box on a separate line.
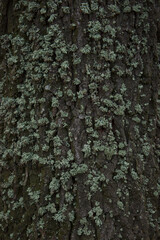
[0, 0, 160, 239]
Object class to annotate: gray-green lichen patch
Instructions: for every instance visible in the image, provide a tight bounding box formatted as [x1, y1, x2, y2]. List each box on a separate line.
[0, 0, 160, 239]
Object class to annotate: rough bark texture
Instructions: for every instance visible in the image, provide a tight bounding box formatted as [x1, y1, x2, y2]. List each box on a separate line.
[0, 0, 160, 239]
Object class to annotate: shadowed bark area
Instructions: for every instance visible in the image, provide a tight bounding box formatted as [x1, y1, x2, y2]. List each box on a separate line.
[0, 0, 160, 239]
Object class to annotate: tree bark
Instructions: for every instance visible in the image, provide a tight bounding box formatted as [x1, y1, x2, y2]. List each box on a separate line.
[0, 0, 160, 239]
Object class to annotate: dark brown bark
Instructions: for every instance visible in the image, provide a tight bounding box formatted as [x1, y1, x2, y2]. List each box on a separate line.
[0, 0, 160, 239]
